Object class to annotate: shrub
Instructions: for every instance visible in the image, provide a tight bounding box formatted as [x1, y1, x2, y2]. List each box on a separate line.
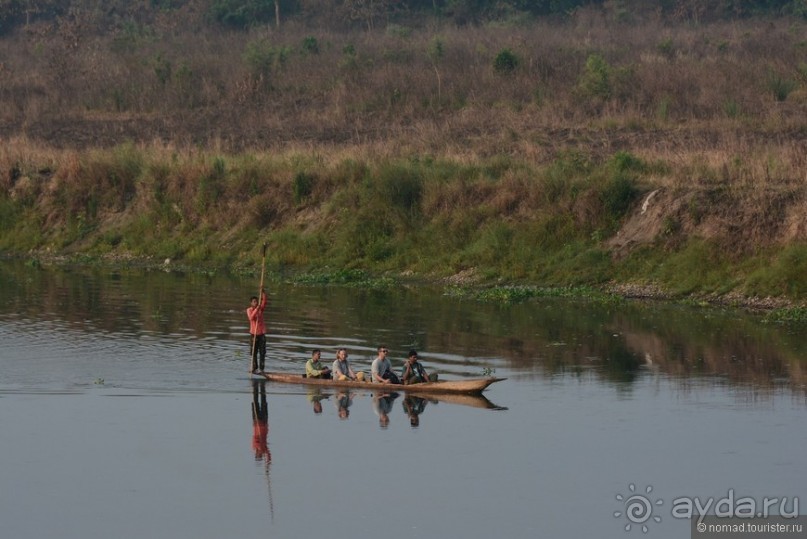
[600, 174, 639, 220]
[747, 246, 807, 299]
[657, 95, 672, 120]
[153, 53, 172, 86]
[243, 38, 289, 81]
[427, 37, 444, 62]
[578, 53, 612, 100]
[292, 171, 315, 204]
[657, 38, 676, 60]
[197, 156, 226, 210]
[493, 48, 519, 75]
[766, 71, 797, 102]
[340, 43, 358, 70]
[301, 36, 319, 55]
[608, 151, 645, 174]
[723, 98, 741, 118]
[376, 163, 423, 215]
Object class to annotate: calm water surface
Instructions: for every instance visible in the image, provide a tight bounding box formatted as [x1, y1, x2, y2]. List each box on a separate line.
[0, 260, 805, 539]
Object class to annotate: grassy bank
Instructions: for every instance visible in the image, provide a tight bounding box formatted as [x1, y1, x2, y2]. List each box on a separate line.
[2, 12, 806, 307]
[2, 139, 806, 306]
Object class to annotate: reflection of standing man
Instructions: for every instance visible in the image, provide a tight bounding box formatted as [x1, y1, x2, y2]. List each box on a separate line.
[251, 378, 274, 520]
[251, 379, 271, 463]
[247, 287, 267, 374]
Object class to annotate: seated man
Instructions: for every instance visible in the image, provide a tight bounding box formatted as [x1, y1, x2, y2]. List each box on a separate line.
[401, 350, 438, 385]
[305, 349, 332, 379]
[331, 348, 364, 381]
[370, 346, 400, 384]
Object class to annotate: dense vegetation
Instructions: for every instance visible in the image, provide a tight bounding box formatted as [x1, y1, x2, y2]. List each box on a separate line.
[1, 1, 806, 304]
[2, 0, 807, 35]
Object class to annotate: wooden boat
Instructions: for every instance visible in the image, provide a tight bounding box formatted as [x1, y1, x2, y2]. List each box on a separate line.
[260, 371, 505, 395]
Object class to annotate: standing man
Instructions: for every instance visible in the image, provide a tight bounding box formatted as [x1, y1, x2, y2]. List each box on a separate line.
[247, 287, 267, 374]
[371, 346, 400, 384]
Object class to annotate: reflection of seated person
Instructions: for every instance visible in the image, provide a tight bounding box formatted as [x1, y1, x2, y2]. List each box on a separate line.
[306, 387, 328, 414]
[251, 380, 271, 462]
[401, 350, 438, 385]
[305, 349, 332, 379]
[372, 391, 399, 428]
[331, 348, 364, 381]
[335, 390, 353, 420]
[402, 395, 428, 427]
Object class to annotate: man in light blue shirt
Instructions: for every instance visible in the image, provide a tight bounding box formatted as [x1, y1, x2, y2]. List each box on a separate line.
[370, 346, 400, 384]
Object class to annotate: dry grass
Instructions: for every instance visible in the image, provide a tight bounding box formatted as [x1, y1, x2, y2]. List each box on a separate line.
[0, 13, 805, 168]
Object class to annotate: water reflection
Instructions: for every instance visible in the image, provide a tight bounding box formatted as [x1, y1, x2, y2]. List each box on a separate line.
[251, 379, 271, 463]
[250, 379, 274, 520]
[334, 390, 354, 419]
[0, 259, 805, 398]
[372, 391, 399, 428]
[282, 387, 506, 429]
[2, 261, 805, 539]
[401, 394, 427, 427]
[306, 387, 328, 414]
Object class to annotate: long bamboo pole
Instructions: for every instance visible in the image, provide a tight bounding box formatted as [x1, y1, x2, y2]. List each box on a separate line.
[250, 243, 268, 374]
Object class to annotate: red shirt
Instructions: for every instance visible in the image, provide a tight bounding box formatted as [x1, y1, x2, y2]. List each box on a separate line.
[247, 292, 267, 335]
[252, 422, 270, 459]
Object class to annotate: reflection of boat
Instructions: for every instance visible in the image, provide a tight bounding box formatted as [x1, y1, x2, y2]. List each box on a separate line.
[260, 371, 505, 395]
[413, 392, 508, 410]
[309, 387, 506, 412]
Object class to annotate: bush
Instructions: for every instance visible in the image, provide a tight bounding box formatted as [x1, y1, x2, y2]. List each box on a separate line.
[656, 38, 676, 60]
[292, 171, 315, 204]
[197, 156, 226, 210]
[748, 246, 807, 299]
[301, 36, 319, 55]
[767, 71, 797, 102]
[243, 38, 289, 81]
[578, 53, 612, 100]
[608, 151, 645, 174]
[493, 48, 519, 75]
[600, 174, 638, 220]
[376, 162, 423, 215]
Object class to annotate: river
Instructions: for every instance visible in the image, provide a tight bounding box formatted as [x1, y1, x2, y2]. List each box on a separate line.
[0, 260, 804, 539]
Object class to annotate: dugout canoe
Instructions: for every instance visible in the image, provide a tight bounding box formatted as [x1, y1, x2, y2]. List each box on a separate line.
[260, 372, 504, 395]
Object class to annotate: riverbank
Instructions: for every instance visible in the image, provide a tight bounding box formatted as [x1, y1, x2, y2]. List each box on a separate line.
[2, 15, 806, 310]
[4, 246, 806, 324]
[2, 141, 806, 311]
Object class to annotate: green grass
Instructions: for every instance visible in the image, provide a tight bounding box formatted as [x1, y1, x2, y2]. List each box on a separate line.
[1, 146, 805, 304]
[765, 306, 807, 324]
